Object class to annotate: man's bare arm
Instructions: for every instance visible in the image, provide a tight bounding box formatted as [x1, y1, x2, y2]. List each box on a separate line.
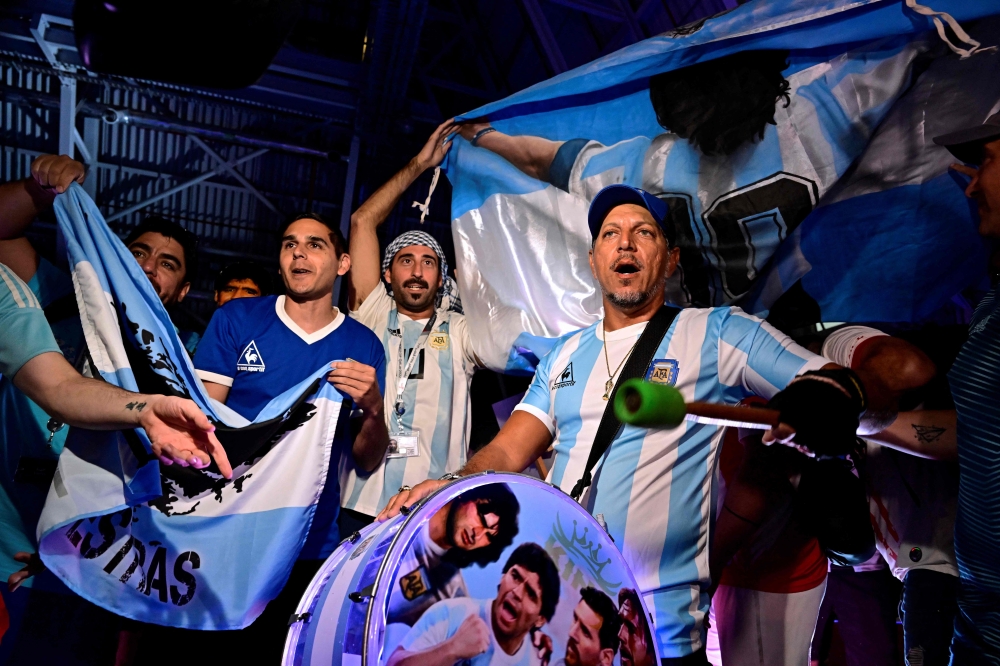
[0, 155, 86, 280]
[458, 121, 562, 182]
[202, 381, 231, 404]
[866, 410, 957, 460]
[348, 119, 456, 310]
[14, 352, 232, 477]
[377, 410, 552, 520]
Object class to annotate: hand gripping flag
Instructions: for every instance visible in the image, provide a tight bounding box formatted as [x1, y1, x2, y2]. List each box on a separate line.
[36, 184, 345, 629]
[445, 0, 1000, 372]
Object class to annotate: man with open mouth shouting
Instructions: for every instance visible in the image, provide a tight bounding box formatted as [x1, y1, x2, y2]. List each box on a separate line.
[381, 184, 890, 664]
[388, 542, 560, 666]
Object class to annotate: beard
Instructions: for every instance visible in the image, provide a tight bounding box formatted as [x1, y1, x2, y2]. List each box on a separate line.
[604, 285, 657, 310]
[444, 500, 460, 549]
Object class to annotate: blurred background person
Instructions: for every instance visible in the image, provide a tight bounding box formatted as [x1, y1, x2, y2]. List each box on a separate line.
[213, 260, 274, 308]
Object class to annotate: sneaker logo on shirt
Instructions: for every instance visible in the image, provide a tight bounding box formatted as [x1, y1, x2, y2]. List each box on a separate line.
[554, 362, 576, 389]
[237, 340, 266, 373]
[646, 359, 679, 386]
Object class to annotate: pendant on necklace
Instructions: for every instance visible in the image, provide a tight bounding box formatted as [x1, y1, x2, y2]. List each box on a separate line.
[602, 378, 614, 401]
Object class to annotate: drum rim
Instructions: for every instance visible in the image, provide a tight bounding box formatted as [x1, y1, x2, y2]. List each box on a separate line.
[360, 471, 656, 666]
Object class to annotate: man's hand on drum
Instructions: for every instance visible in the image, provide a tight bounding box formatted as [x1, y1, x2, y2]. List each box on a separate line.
[447, 615, 491, 660]
[377, 478, 450, 521]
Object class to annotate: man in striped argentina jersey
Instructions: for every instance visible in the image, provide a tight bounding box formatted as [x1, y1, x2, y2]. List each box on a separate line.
[930, 113, 1000, 664]
[343, 119, 484, 528]
[380, 185, 879, 664]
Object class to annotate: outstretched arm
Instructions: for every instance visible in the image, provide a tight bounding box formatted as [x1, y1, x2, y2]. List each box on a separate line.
[349, 119, 456, 310]
[0, 154, 86, 281]
[457, 121, 562, 183]
[866, 410, 957, 460]
[13, 351, 232, 477]
[377, 410, 551, 520]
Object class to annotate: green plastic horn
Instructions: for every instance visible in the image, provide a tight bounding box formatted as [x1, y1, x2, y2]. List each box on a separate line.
[613, 378, 687, 428]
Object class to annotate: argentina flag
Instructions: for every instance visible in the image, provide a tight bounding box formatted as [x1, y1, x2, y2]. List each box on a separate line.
[34, 183, 344, 629]
[445, 0, 1000, 372]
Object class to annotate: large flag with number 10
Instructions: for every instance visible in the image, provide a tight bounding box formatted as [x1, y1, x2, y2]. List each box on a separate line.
[444, 0, 1000, 372]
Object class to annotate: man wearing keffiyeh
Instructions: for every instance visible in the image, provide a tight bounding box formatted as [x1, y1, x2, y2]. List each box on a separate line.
[341, 119, 483, 531]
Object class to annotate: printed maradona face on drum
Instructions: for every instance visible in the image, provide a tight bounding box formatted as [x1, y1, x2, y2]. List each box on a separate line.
[492, 543, 560, 644]
[449, 500, 500, 550]
[617, 589, 655, 666]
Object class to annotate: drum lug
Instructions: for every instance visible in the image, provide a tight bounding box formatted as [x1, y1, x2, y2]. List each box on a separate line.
[349, 583, 375, 603]
[288, 612, 311, 626]
[348, 531, 362, 543]
[399, 504, 412, 516]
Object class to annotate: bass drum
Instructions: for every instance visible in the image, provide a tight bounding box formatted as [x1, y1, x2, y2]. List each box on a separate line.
[283, 472, 660, 666]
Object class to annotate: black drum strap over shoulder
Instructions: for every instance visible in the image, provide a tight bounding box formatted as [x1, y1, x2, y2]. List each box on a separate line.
[570, 305, 680, 501]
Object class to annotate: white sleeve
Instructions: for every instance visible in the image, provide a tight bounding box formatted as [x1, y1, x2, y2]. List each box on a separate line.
[821, 325, 887, 368]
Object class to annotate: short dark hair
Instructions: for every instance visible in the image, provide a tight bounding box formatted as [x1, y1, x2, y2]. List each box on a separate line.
[580, 587, 621, 653]
[444, 483, 521, 568]
[213, 261, 274, 295]
[649, 50, 790, 156]
[280, 212, 347, 256]
[617, 588, 653, 645]
[124, 215, 198, 284]
[502, 543, 560, 621]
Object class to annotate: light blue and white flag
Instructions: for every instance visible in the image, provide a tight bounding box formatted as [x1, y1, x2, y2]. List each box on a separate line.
[445, 0, 1000, 372]
[36, 184, 344, 629]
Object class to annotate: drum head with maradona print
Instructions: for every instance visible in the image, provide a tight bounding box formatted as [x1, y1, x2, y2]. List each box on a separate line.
[284, 472, 660, 666]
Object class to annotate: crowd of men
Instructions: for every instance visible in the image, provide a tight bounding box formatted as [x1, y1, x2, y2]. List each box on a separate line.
[0, 98, 998, 666]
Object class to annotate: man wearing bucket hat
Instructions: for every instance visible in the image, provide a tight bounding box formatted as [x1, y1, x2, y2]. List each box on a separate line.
[929, 111, 1000, 664]
[343, 119, 485, 531]
[381, 184, 890, 664]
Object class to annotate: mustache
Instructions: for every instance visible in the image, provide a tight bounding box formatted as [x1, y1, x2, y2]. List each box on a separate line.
[610, 254, 643, 271]
[403, 277, 429, 289]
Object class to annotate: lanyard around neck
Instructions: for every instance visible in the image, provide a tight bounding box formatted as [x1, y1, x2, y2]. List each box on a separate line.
[393, 312, 437, 417]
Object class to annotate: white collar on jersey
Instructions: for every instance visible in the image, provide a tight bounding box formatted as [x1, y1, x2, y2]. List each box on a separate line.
[597, 319, 649, 342]
[275, 295, 346, 344]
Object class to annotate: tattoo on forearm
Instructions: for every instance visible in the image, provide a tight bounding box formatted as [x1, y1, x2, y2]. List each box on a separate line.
[912, 424, 946, 444]
[125, 401, 147, 412]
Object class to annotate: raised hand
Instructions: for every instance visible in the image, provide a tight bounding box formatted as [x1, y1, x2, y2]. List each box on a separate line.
[415, 118, 459, 171]
[30, 154, 86, 194]
[328, 361, 384, 416]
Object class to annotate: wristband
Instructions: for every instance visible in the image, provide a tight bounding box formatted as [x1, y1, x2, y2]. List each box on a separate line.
[470, 127, 497, 147]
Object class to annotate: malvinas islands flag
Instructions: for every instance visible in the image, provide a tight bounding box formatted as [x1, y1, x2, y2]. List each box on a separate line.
[35, 183, 344, 629]
[445, 0, 1000, 372]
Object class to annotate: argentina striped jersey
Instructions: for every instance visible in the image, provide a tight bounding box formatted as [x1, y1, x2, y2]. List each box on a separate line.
[343, 286, 479, 516]
[949, 285, 1000, 664]
[514, 306, 826, 657]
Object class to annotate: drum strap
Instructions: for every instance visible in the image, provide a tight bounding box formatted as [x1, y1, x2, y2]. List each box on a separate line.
[570, 305, 680, 501]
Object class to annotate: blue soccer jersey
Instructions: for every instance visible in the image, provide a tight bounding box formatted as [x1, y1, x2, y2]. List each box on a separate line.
[194, 294, 387, 558]
[514, 306, 826, 657]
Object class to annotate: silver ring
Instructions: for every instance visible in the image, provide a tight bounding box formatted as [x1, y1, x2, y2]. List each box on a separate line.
[399, 485, 412, 493]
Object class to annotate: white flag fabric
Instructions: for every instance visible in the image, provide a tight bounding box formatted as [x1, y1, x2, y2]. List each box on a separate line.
[36, 184, 345, 629]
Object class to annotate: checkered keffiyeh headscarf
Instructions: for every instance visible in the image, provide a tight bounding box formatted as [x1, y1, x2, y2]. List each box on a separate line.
[381, 230, 463, 314]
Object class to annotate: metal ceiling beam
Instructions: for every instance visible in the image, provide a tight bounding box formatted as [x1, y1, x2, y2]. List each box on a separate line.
[603, 0, 661, 54]
[188, 136, 281, 216]
[106, 149, 269, 223]
[518, 0, 568, 75]
[422, 76, 495, 100]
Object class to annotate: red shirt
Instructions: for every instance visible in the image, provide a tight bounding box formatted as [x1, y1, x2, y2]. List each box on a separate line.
[717, 401, 827, 593]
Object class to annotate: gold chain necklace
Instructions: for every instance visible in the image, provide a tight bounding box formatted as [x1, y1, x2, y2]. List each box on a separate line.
[602, 324, 639, 401]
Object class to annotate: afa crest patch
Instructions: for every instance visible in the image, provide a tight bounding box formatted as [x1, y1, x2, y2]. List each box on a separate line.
[646, 359, 679, 386]
[429, 332, 449, 350]
[399, 567, 430, 600]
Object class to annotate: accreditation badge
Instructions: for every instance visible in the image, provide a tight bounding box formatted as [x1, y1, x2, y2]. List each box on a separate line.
[428, 332, 449, 351]
[387, 429, 420, 459]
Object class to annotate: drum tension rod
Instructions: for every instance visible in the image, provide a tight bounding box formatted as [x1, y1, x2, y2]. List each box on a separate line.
[288, 612, 311, 626]
[349, 583, 375, 603]
[349, 531, 362, 543]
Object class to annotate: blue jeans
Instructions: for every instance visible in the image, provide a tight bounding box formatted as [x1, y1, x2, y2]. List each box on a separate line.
[900, 569, 957, 666]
